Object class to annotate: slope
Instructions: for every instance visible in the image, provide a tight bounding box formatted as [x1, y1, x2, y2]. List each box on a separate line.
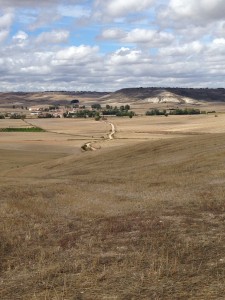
[1, 133, 225, 299]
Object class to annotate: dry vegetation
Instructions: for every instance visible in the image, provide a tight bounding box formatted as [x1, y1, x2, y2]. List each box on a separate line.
[1, 116, 225, 299]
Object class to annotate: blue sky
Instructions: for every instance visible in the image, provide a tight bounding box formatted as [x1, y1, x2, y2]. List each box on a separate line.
[0, 0, 225, 91]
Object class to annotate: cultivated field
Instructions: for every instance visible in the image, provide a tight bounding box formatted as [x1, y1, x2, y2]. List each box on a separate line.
[0, 118, 109, 155]
[1, 114, 225, 299]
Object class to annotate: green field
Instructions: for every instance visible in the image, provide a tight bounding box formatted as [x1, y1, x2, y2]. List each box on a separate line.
[0, 127, 45, 132]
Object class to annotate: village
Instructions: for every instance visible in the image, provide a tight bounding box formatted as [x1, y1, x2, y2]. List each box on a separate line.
[0, 100, 135, 120]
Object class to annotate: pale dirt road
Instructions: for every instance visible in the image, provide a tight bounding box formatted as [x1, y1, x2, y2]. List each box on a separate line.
[108, 122, 116, 140]
[82, 121, 116, 151]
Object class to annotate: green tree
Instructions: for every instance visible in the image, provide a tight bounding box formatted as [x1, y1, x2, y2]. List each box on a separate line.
[91, 103, 101, 110]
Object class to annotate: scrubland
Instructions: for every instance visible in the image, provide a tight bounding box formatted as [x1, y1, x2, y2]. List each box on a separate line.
[1, 116, 225, 299]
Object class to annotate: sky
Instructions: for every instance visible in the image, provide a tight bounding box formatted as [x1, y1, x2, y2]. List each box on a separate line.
[0, 0, 225, 91]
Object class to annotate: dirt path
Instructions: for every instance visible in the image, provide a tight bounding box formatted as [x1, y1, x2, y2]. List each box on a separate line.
[108, 122, 115, 140]
[82, 121, 116, 151]
[22, 118, 116, 152]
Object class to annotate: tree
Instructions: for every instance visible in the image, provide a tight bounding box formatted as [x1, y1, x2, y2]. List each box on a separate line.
[91, 103, 101, 110]
[129, 111, 134, 118]
[71, 99, 79, 104]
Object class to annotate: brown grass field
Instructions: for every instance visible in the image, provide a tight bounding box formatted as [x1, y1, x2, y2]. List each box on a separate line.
[1, 114, 225, 299]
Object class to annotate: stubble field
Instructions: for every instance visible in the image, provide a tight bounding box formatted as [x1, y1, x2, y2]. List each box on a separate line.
[1, 114, 225, 299]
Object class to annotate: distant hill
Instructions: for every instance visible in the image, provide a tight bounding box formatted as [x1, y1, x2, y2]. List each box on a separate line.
[0, 91, 109, 107]
[104, 87, 225, 104]
[1, 88, 225, 107]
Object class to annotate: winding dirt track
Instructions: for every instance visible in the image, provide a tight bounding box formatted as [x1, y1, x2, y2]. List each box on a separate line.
[108, 122, 115, 140]
[82, 121, 116, 151]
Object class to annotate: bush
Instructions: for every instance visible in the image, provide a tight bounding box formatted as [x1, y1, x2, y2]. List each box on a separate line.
[91, 103, 101, 110]
[0, 127, 45, 132]
[10, 114, 26, 119]
[71, 99, 79, 104]
[146, 108, 201, 116]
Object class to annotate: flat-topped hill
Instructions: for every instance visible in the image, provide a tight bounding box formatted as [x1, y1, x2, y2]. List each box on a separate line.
[105, 87, 225, 104]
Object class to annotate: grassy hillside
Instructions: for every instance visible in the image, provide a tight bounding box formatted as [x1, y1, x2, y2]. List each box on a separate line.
[1, 134, 225, 299]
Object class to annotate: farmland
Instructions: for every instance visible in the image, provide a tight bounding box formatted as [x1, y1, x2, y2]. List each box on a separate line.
[1, 113, 225, 299]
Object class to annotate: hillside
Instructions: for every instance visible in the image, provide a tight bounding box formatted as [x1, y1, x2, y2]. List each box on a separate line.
[1, 88, 225, 108]
[0, 91, 109, 107]
[105, 87, 225, 104]
[1, 133, 225, 299]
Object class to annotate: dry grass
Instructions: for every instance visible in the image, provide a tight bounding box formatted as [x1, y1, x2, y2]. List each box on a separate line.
[1, 130, 225, 299]
[0, 118, 110, 155]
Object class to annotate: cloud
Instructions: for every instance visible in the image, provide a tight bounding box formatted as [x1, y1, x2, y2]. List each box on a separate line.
[97, 28, 126, 40]
[0, 11, 14, 28]
[109, 47, 143, 65]
[98, 28, 174, 47]
[52, 45, 99, 65]
[1, 0, 225, 91]
[94, 0, 155, 20]
[159, 41, 204, 57]
[0, 11, 14, 43]
[35, 30, 69, 44]
[1, 37, 225, 91]
[159, 0, 225, 26]
[58, 4, 91, 18]
[28, 10, 61, 30]
[12, 30, 28, 46]
[0, 29, 9, 42]
[13, 30, 28, 41]
[0, 0, 86, 8]
[124, 29, 174, 46]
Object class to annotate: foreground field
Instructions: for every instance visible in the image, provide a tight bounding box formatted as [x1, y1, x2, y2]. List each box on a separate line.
[1, 116, 225, 299]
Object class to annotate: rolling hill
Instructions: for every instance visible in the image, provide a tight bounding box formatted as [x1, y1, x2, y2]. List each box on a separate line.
[1, 87, 225, 107]
[1, 132, 225, 299]
[104, 87, 225, 104]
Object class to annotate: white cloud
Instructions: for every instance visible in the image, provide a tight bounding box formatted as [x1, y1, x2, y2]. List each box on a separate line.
[108, 47, 144, 65]
[98, 28, 174, 47]
[53, 45, 99, 65]
[94, 0, 155, 20]
[160, 0, 225, 26]
[97, 28, 126, 40]
[12, 30, 28, 47]
[28, 10, 61, 30]
[35, 30, 69, 44]
[207, 38, 225, 55]
[124, 29, 174, 46]
[0, 11, 14, 28]
[159, 41, 204, 57]
[13, 30, 28, 40]
[0, 11, 14, 43]
[0, 0, 85, 8]
[0, 29, 9, 42]
[58, 4, 91, 18]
